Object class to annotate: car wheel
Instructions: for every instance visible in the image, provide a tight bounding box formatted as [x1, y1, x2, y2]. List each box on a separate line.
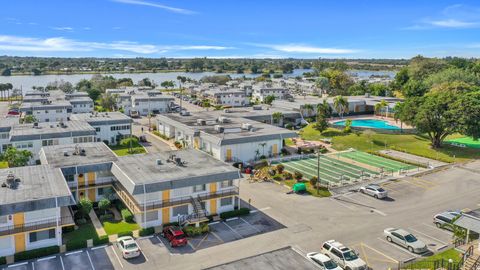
[386, 236, 392, 242]
[374, 195, 378, 199]
[408, 246, 414, 253]
[360, 189, 364, 193]
[170, 241, 173, 247]
[435, 222, 441, 228]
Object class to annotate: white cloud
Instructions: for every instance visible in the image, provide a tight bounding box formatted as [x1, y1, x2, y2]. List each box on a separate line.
[51, 26, 74, 31]
[0, 35, 232, 55]
[429, 19, 477, 28]
[111, 0, 195, 15]
[251, 43, 357, 54]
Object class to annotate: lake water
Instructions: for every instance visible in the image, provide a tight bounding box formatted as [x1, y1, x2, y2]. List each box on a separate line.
[0, 69, 312, 91]
[347, 70, 396, 79]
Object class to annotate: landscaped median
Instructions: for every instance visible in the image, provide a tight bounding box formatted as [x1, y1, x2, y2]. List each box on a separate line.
[108, 137, 146, 156]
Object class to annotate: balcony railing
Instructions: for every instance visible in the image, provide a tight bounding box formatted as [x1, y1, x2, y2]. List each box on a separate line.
[141, 187, 239, 211]
[70, 178, 115, 190]
[0, 215, 74, 237]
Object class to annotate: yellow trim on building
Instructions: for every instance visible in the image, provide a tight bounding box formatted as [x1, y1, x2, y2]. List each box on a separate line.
[272, 144, 278, 156]
[14, 233, 25, 253]
[78, 173, 85, 186]
[210, 199, 217, 215]
[87, 172, 95, 186]
[226, 149, 232, 162]
[162, 190, 170, 201]
[88, 188, 96, 202]
[209, 183, 217, 193]
[162, 208, 170, 223]
[13, 213, 24, 226]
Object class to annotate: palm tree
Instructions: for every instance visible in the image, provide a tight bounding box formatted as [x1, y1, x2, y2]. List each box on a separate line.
[393, 102, 404, 132]
[316, 99, 332, 118]
[302, 104, 314, 117]
[272, 112, 283, 126]
[374, 100, 389, 118]
[333, 96, 349, 118]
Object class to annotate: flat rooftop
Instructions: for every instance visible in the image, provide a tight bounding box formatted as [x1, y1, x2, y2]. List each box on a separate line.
[70, 112, 132, 124]
[0, 165, 72, 206]
[39, 142, 118, 168]
[10, 120, 96, 141]
[158, 112, 297, 145]
[204, 247, 318, 270]
[114, 149, 239, 186]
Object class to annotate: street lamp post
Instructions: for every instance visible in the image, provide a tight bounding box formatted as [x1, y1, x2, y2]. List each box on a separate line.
[317, 149, 320, 194]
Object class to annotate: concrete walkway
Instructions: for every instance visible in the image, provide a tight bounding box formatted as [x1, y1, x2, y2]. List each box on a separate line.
[89, 211, 107, 237]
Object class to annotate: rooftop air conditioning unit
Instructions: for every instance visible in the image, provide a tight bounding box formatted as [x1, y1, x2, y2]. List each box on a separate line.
[214, 125, 224, 133]
[218, 116, 230, 123]
[241, 123, 253, 130]
[196, 119, 206, 126]
[253, 105, 262, 110]
[156, 159, 162, 165]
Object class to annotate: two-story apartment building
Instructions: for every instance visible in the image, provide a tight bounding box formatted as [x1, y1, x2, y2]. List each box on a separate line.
[19, 100, 72, 123]
[252, 88, 288, 102]
[203, 89, 249, 107]
[156, 111, 297, 163]
[70, 112, 132, 145]
[0, 166, 74, 257]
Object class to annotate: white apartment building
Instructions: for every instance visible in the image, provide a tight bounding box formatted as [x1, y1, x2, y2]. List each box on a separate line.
[252, 88, 288, 102]
[70, 112, 132, 145]
[203, 89, 249, 107]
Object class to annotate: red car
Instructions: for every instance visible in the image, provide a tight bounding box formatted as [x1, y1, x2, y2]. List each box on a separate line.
[7, 110, 19, 116]
[162, 226, 188, 247]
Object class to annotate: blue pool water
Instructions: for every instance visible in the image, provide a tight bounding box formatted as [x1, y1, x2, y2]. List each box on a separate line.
[333, 119, 401, 130]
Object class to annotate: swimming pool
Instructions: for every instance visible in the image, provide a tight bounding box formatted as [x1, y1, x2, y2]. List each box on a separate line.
[333, 119, 401, 130]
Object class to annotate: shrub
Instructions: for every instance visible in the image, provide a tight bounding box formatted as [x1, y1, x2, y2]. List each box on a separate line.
[121, 208, 134, 223]
[276, 164, 285, 174]
[294, 171, 303, 181]
[280, 148, 290, 156]
[153, 131, 169, 140]
[0, 257, 5, 265]
[174, 141, 182, 149]
[98, 198, 111, 215]
[310, 176, 318, 187]
[220, 208, 250, 220]
[119, 137, 138, 147]
[77, 198, 93, 219]
[117, 231, 133, 238]
[75, 218, 87, 225]
[183, 224, 209, 236]
[139, 227, 155, 237]
[66, 239, 87, 251]
[285, 123, 293, 129]
[163, 222, 179, 227]
[14, 246, 60, 261]
[113, 199, 126, 211]
[259, 155, 266, 160]
[62, 225, 75, 233]
[93, 235, 109, 246]
[99, 214, 114, 222]
[283, 171, 293, 180]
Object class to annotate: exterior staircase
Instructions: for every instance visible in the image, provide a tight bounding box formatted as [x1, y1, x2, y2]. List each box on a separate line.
[463, 254, 480, 270]
[178, 196, 209, 226]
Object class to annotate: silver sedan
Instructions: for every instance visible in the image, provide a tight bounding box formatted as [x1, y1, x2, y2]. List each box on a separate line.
[359, 184, 388, 199]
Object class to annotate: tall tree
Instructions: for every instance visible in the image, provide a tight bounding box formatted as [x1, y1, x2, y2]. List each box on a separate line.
[333, 96, 349, 118]
[0, 147, 33, 167]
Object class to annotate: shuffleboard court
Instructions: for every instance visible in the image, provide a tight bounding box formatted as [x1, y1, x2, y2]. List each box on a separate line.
[336, 151, 416, 172]
[446, 137, 480, 149]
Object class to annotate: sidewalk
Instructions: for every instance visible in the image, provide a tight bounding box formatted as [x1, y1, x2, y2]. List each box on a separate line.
[89, 211, 107, 237]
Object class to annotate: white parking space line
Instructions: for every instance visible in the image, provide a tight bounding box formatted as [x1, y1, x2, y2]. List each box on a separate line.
[31, 262, 34, 270]
[8, 262, 28, 268]
[372, 209, 387, 216]
[239, 217, 262, 233]
[142, 250, 149, 262]
[408, 228, 448, 245]
[86, 250, 95, 270]
[421, 223, 453, 236]
[225, 217, 238, 222]
[361, 243, 398, 263]
[376, 237, 419, 260]
[329, 198, 356, 210]
[91, 245, 107, 250]
[60, 255, 65, 270]
[250, 207, 271, 213]
[110, 245, 124, 268]
[37, 256, 56, 262]
[222, 221, 243, 239]
[65, 250, 83, 256]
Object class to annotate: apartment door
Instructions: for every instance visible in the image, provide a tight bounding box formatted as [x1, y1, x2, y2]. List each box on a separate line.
[226, 149, 232, 162]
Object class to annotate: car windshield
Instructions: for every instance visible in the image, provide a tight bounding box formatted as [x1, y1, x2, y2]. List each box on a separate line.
[324, 259, 338, 269]
[377, 188, 386, 192]
[405, 234, 418, 243]
[343, 250, 358, 261]
[175, 234, 186, 240]
[125, 243, 138, 250]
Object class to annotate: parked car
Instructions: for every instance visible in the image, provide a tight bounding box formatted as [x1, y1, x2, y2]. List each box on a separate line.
[116, 236, 141, 259]
[130, 110, 140, 118]
[433, 211, 461, 229]
[306, 252, 343, 270]
[383, 228, 427, 253]
[162, 226, 188, 247]
[359, 184, 388, 199]
[7, 110, 20, 116]
[321, 240, 367, 270]
[139, 135, 147, 142]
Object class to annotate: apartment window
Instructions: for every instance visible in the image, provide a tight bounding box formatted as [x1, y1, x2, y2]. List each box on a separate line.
[220, 197, 232, 207]
[29, 228, 55, 243]
[42, 139, 58, 146]
[45, 110, 49, 113]
[220, 180, 233, 188]
[95, 127, 100, 132]
[172, 205, 188, 217]
[193, 184, 206, 193]
[0, 133, 8, 139]
[144, 211, 158, 222]
[56, 109, 63, 113]
[65, 175, 74, 182]
[97, 188, 105, 195]
[0, 215, 7, 224]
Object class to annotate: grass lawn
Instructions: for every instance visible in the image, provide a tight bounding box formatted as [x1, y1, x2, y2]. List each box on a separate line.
[299, 125, 479, 162]
[408, 248, 461, 269]
[284, 179, 331, 197]
[63, 223, 98, 244]
[0, 162, 8, 169]
[109, 142, 146, 156]
[102, 220, 140, 235]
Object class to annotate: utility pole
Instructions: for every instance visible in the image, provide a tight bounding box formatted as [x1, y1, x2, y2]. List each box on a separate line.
[317, 149, 320, 195]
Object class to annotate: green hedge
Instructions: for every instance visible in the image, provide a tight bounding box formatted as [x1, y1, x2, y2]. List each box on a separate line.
[163, 221, 179, 227]
[62, 225, 75, 233]
[220, 208, 250, 220]
[14, 246, 60, 261]
[66, 239, 87, 251]
[0, 256, 5, 265]
[121, 208, 134, 223]
[93, 235, 109, 246]
[139, 227, 155, 237]
[183, 224, 209, 236]
[117, 231, 133, 238]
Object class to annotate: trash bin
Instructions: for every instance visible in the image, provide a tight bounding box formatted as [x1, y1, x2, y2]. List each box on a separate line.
[293, 183, 307, 194]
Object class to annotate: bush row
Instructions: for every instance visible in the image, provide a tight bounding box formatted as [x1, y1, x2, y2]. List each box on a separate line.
[219, 208, 250, 220]
[183, 224, 209, 237]
[121, 208, 134, 223]
[0, 256, 5, 265]
[117, 231, 134, 238]
[14, 246, 60, 261]
[139, 227, 155, 237]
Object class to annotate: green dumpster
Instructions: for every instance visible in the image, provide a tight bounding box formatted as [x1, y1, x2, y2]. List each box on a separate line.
[292, 183, 306, 193]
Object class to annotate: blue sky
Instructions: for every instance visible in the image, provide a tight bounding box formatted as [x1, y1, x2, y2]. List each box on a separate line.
[1, 0, 480, 59]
